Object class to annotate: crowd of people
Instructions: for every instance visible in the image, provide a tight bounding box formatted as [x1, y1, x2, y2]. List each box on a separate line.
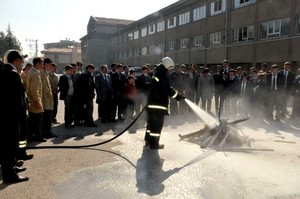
[168, 60, 300, 122]
[1, 48, 300, 183]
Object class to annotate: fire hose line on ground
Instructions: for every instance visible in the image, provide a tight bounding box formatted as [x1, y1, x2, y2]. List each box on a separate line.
[25, 106, 147, 150]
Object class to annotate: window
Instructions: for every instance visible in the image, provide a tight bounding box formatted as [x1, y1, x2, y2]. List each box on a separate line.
[168, 41, 175, 51]
[54, 54, 59, 62]
[149, 45, 163, 55]
[167, 17, 177, 29]
[141, 27, 147, 37]
[297, 16, 300, 34]
[234, 0, 256, 9]
[118, 36, 122, 44]
[134, 31, 139, 39]
[128, 49, 132, 57]
[179, 11, 190, 26]
[193, 35, 203, 47]
[148, 24, 156, 35]
[123, 50, 127, 58]
[193, 5, 206, 21]
[211, 0, 226, 16]
[127, 33, 133, 41]
[180, 38, 189, 49]
[149, 45, 155, 55]
[232, 25, 254, 43]
[157, 21, 165, 32]
[210, 32, 222, 45]
[260, 18, 290, 39]
[133, 48, 139, 56]
[141, 47, 148, 55]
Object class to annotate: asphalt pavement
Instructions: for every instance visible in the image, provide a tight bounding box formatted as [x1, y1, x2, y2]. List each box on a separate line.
[1, 101, 300, 199]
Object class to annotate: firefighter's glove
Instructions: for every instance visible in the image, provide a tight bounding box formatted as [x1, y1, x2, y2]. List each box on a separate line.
[175, 92, 185, 101]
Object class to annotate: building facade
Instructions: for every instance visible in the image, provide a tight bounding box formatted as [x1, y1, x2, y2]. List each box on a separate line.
[41, 40, 81, 73]
[80, 16, 134, 67]
[102, 0, 300, 71]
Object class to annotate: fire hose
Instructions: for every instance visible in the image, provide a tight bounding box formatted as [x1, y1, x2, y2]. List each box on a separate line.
[26, 105, 147, 150]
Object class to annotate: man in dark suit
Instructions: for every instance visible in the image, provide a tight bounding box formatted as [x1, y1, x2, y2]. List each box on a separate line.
[95, 64, 113, 123]
[58, 65, 75, 128]
[111, 64, 126, 120]
[76, 64, 97, 127]
[266, 64, 285, 120]
[0, 50, 29, 183]
[238, 73, 252, 117]
[279, 62, 295, 117]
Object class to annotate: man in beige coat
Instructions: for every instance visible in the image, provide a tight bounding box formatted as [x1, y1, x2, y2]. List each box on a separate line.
[26, 57, 45, 142]
[41, 58, 54, 138]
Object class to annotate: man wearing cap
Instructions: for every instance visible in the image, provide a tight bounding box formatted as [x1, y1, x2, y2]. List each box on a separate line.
[266, 64, 285, 120]
[221, 60, 232, 74]
[0, 49, 29, 183]
[144, 57, 185, 149]
[279, 62, 295, 117]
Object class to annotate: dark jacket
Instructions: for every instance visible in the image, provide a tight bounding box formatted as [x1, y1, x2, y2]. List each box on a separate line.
[266, 72, 285, 92]
[95, 73, 113, 102]
[111, 71, 126, 97]
[76, 71, 95, 102]
[0, 64, 26, 149]
[58, 74, 73, 100]
[147, 64, 178, 114]
[136, 73, 151, 94]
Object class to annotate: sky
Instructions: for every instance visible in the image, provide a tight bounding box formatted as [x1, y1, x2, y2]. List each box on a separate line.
[0, 0, 178, 57]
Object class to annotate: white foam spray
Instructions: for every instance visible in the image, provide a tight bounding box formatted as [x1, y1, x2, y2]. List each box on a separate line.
[184, 98, 219, 129]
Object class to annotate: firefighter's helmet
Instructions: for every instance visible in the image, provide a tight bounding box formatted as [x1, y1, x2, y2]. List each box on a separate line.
[160, 56, 174, 70]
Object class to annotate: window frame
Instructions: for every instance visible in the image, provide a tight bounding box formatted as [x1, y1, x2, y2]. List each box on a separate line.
[141, 27, 148, 37]
[193, 35, 203, 47]
[168, 41, 175, 51]
[259, 18, 290, 40]
[180, 38, 189, 49]
[133, 31, 139, 39]
[232, 25, 254, 43]
[141, 46, 148, 55]
[210, 32, 222, 45]
[148, 24, 156, 35]
[211, 0, 226, 16]
[157, 21, 165, 32]
[179, 11, 190, 26]
[167, 16, 177, 29]
[234, 0, 256, 9]
[193, 5, 206, 21]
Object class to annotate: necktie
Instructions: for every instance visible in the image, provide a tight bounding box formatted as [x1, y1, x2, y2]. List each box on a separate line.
[241, 83, 246, 95]
[104, 75, 108, 86]
[272, 75, 277, 90]
[284, 71, 288, 88]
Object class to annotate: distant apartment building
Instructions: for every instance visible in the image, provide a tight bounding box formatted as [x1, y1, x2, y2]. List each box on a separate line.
[80, 16, 134, 67]
[41, 39, 82, 73]
[81, 0, 300, 71]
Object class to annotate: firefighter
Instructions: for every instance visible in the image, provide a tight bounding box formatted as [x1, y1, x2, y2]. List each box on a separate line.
[144, 57, 185, 149]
